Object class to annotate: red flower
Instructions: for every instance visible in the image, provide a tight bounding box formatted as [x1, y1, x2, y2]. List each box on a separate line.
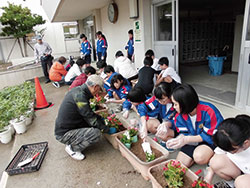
[153, 137, 158, 142]
[192, 180, 197, 187]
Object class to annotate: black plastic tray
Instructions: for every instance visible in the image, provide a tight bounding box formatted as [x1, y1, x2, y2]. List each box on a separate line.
[5, 141, 48, 176]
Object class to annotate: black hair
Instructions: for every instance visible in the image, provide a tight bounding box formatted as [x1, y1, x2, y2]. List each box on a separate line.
[80, 33, 87, 39]
[76, 58, 86, 67]
[213, 115, 250, 152]
[84, 66, 96, 75]
[96, 31, 102, 36]
[96, 60, 107, 69]
[110, 74, 127, 89]
[158, 57, 169, 66]
[58, 56, 66, 64]
[154, 82, 178, 99]
[104, 65, 115, 74]
[128, 29, 133, 35]
[127, 87, 147, 103]
[115, 50, 124, 57]
[145, 49, 154, 58]
[144, 57, 153, 66]
[172, 84, 199, 114]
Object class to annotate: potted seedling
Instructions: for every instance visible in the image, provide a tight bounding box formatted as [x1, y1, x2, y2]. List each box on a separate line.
[128, 126, 138, 143]
[120, 131, 132, 149]
[99, 112, 127, 149]
[90, 94, 108, 114]
[0, 119, 12, 144]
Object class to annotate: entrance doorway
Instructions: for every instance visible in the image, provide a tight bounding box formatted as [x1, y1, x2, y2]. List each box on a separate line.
[179, 0, 245, 105]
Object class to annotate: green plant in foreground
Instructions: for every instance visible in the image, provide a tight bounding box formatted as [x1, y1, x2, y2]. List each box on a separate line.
[163, 160, 187, 188]
[146, 152, 155, 162]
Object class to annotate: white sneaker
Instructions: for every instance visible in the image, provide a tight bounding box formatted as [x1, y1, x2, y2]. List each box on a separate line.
[65, 145, 85, 160]
[52, 82, 60, 88]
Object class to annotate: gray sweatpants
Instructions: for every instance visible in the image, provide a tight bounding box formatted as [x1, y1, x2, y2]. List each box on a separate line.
[55, 127, 101, 152]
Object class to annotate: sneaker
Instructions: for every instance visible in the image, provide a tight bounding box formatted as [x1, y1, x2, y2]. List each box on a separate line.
[45, 79, 51, 84]
[214, 181, 232, 188]
[65, 145, 85, 160]
[52, 82, 60, 88]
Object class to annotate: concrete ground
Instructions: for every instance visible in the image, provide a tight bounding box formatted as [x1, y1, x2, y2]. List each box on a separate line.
[180, 64, 238, 105]
[0, 77, 249, 188]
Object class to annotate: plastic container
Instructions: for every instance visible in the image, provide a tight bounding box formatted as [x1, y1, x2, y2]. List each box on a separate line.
[13, 119, 27, 134]
[148, 160, 198, 188]
[5, 141, 48, 175]
[207, 56, 226, 76]
[116, 135, 169, 180]
[0, 126, 12, 144]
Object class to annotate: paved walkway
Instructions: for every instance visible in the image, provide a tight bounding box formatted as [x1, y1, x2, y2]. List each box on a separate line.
[1, 78, 249, 188]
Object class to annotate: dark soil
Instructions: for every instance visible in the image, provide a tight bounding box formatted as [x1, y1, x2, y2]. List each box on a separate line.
[117, 124, 126, 132]
[151, 167, 193, 188]
[130, 137, 163, 162]
[96, 105, 106, 111]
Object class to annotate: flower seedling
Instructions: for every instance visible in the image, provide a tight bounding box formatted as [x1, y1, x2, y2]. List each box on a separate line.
[120, 131, 132, 144]
[128, 126, 138, 137]
[145, 152, 155, 162]
[163, 160, 187, 188]
[90, 94, 106, 111]
[192, 177, 213, 188]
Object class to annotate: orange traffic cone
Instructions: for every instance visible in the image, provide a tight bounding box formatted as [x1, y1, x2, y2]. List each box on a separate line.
[34, 77, 53, 110]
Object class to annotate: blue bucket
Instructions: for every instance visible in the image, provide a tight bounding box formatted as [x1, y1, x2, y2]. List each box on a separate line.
[207, 56, 226, 76]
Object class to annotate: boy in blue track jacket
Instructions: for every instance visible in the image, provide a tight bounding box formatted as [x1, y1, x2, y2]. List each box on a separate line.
[127, 87, 162, 140]
[166, 84, 224, 168]
[96, 31, 107, 62]
[125, 29, 134, 61]
[80, 34, 92, 64]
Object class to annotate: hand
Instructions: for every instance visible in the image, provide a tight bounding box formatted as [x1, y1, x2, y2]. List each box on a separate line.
[122, 110, 129, 119]
[139, 125, 148, 140]
[155, 123, 168, 139]
[166, 134, 188, 149]
[35, 60, 39, 64]
[101, 56, 104, 60]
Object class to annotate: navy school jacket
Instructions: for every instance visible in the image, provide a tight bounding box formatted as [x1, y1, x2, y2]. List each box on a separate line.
[173, 101, 224, 145]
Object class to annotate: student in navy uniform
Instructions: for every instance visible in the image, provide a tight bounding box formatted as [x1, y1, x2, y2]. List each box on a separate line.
[166, 84, 224, 168]
[154, 82, 180, 141]
[125, 29, 134, 61]
[96, 31, 108, 62]
[80, 34, 92, 64]
[103, 65, 118, 94]
[106, 74, 132, 115]
[127, 87, 162, 140]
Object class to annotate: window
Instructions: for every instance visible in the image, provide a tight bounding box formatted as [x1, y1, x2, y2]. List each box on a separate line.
[63, 22, 79, 39]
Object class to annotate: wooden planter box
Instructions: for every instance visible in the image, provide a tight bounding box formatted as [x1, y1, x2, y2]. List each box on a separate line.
[116, 135, 169, 180]
[148, 160, 198, 188]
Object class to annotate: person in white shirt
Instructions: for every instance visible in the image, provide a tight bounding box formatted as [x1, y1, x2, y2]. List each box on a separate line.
[65, 58, 85, 85]
[113, 51, 137, 80]
[34, 36, 53, 83]
[205, 115, 250, 188]
[156, 57, 181, 85]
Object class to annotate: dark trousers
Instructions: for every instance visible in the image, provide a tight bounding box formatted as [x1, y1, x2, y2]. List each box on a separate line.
[41, 57, 53, 81]
[97, 52, 107, 62]
[84, 54, 91, 64]
[55, 127, 101, 152]
[127, 54, 132, 61]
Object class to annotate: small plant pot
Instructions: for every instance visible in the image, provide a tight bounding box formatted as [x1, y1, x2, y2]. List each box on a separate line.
[124, 143, 131, 149]
[25, 116, 33, 126]
[13, 119, 27, 134]
[131, 135, 138, 143]
[0, 126, 12, 144]
[108, 127, 117, 134]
